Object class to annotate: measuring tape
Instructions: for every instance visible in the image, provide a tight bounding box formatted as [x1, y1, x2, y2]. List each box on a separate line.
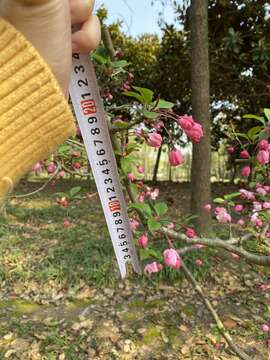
[69, 53, 141, 278]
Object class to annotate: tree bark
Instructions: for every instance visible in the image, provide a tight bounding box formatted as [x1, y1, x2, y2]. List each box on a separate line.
[190, 0, 212, 234]
[152, 145, 162, 183]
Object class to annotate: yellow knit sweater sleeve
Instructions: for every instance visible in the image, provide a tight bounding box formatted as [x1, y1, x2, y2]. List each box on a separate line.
[0, 18, 76, 200]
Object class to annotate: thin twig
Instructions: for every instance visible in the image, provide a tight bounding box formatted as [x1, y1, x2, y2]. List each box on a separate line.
[181, 259, 252, 360]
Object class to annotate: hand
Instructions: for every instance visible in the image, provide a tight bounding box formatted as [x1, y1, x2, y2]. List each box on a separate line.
[0, 0, 101, 95]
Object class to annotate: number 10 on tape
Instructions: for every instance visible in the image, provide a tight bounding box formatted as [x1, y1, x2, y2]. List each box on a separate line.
[69, 53, 141, 278]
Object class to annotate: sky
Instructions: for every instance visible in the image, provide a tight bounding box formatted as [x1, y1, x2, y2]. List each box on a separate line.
[94, 0, 176, 37]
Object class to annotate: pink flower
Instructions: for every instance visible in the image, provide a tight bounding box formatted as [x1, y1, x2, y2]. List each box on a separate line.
[57, 197, 68, 208]
[257, 187, 267, 196]
[263, 202, 270, 209]
[137, 166, 145, 174]
[167, 223, 175, 230]
[237, 219, 245, 227]
[215, 207, 231, 223]
[241, 166, 251, 178]
[32, 162, 42, 175]
[253, 202, 262, 212]
[251, 213, 263, 228]
[230, 252, 240, 260]
[185, 228, 196, 239]
[147, 133, 162, 148]
[227, 146, 235, 155]
[138, 193, 145, 203]
[240, 189, 255, 201]
[203, 204, 212, 212]
[138, 234, 148, 249]
[73, 162, 81, 170]
[169, 149, 184, 167]
[260, 324, 269, 333]
[59, 171, 65, 178]
[129, 218, 139, 232]
[178, 115, 195, 130]
[178, 115, 203, 143]
[195, 259, 203, 267]
[163, 249, 181, 269]
[240, 150, 250, 159]
[234, 204, 244, 212]
[259, 284, 268, 293]
[144, 262, 163, 274]
[258, 139, 269, 151]
[47, 163, 57, 174]
[257, 150, 270, 165]
[152, 121, 164, 130]
[127, 173, 135, 182]
[63, 219, 71, 228]
[150, 188, 159, 200]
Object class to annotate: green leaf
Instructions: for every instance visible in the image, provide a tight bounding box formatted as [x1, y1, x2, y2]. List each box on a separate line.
[147, 218, 162, 233]
[92, 53, 109, 65]
[129, 203, 152, 217]
[120, 157, 134, 174]
[140, 248, 161, 261]
[133, 86, 154, 105]
[129, 183, 139, 198]
[243, 114, 265, 125]
[112, 60, 129, 68]
[123, 91, 144, 103]
[235, 133, 249, 140]
[156, 99, 175, 109]
[247, 126, 262, 141]
[113, 121, 129, 129]
[213, 198, 225, 204]
[154, 202, 168, 216]
[264, 108, 270, 121]
[143, 109, 159, 119]
[224, 192, 241, 201]
[69, 186, 82, 198]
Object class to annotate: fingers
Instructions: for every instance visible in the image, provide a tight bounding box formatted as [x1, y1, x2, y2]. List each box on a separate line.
[71, 13, 101, 53]
[70, 0, 94, 25]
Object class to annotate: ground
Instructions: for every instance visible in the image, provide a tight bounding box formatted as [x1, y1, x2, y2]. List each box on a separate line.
[0, 180, 269, 360]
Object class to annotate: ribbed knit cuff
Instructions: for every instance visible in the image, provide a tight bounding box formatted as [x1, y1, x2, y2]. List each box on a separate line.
[0, 18, 76, 200]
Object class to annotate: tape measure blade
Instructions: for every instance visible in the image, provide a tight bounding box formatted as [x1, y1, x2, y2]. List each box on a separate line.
[69, 53, 141, 278]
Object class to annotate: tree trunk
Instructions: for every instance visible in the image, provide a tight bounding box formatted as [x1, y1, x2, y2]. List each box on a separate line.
[190, 0, 212, 234]
[152, 145, 162, 183]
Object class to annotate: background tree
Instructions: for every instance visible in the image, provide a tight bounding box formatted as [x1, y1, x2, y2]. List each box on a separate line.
[190, 0, 212, 234]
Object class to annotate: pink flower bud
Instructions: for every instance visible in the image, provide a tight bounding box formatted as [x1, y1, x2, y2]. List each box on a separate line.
[257, 150, 270, 165]
[241, 165, 251, 178]
[203, 204, 212, 212]
[32, 162, 42, 175]
[127, 72, 134, 82]
[178, 115, 203, 142]
[63, 219, 71, 228]
[138, 192, 145, 203]
[257, 187, 267, 196]
[215, 207, 231, 223]
[163, 249, 181, 269]
[230, 252, 240, 260]
[147, 133, 162, 148]
[185, 228, 196, 239]
[237, 219, 245, 227]
[129, 218, 139, 232]
[260, 324, 269, 333]
[150, 188, 159, 200]
[144, 262, 163, 274]
[195, 259, 203, 267]
[259, 284, 268, 293]
[47, 163, 57, 174]
[73, 162, 81, 170]
[227, 146, 235, 155]
[258, 139, 269, 151]
[167, 223, 175, 230]
[57, 197, 68, 208]
[240, 150, 250, 159]
[169, 149, 184, 167]
[138, 234, 148, 248]
[234, 204, 244, 212]
[59, 171, 65, 178]
[137, 166, 145, 174]
[127, 173, 136, 182]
